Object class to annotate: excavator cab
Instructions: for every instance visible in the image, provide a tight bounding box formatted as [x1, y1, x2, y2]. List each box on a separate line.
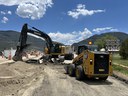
[54, 44, 61, 53]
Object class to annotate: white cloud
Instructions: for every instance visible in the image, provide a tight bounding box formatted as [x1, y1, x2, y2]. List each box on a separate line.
[7, 11, 12, 15]
[0, 0, 45, 6]
[67, 4, 105, 19]
[1, 11, 6, 15]
[0, 0, 53, 20]
[0, 10, 12, 15]
[110, 28, 118, 32]
[1, 16, 9, 23]
[48, 28, 92, 45]
[93, 27, 118, 33]
[0, 0, 19, 6]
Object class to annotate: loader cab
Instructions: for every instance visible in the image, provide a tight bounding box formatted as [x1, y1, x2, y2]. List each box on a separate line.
[87, 45, 98, 51]
[77, 45, 98, 55]
[77, 45, 88, 55]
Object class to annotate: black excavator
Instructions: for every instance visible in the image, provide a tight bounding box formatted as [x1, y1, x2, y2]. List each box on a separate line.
[13, 23, 73, 62]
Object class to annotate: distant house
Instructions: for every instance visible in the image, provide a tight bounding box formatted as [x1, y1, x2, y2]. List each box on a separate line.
[106, 39, 120, 52]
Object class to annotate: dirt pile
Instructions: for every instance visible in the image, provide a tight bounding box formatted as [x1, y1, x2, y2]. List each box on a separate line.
[0, 61, 45, 96]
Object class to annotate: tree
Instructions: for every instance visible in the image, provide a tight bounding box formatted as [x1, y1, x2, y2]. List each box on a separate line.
[119, 38, 128, 59]
[94, 35, 117, 50]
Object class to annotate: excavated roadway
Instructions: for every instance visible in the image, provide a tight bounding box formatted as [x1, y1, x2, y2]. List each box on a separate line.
[0, 61, 128, 96]
[33, 64, 128, 96]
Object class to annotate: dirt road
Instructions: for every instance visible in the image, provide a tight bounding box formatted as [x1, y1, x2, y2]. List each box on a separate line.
[0, 62, 128, 96]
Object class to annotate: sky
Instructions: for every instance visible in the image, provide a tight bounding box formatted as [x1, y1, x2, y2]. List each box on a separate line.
[0, 0, 128, 45]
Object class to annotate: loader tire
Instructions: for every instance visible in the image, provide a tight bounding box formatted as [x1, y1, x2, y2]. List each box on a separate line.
[65, 54, 74, 60]
[76, 65, 84, 80]
[64, 65, 69, 74]
[68, 64, 75, 76]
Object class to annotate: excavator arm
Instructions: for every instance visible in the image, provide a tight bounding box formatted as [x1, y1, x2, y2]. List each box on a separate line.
[13, 23, 53, 61]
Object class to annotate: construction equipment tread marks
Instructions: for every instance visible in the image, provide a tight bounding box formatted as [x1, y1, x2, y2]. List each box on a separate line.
[76, 65, 84, 80]
[68, 64, 75, 76]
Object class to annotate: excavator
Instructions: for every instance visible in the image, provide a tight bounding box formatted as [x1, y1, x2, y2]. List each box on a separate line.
[13, 23, 73, 62]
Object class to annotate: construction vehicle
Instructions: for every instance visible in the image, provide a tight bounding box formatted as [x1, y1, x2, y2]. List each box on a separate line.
[65, 44, 113, 80]
[13, 23, 73, 62]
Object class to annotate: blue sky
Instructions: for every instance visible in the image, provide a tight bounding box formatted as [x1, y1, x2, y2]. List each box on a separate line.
[0, 0, 128, 45]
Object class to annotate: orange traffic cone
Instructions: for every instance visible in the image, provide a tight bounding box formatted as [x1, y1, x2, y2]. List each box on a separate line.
[8, 52, 11, 60]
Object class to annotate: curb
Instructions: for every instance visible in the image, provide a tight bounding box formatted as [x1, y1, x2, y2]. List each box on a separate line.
[0, 60, 15, 65]
[113, 63, 128, 70]
[112, 71, 128, 84]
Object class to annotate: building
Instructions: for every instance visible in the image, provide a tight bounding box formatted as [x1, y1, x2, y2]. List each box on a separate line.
[106, 39, 120, 52]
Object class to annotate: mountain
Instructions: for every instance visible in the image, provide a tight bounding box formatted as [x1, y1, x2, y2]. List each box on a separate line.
[0, 31, 46, 51]
[72, 32, 128, 48]
[0, 30, 64, 52]
[0, 31, 128, 52]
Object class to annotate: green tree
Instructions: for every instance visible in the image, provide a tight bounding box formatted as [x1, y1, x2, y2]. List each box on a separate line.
[119, 38, 128, 59]
[94, 35, 117, 49]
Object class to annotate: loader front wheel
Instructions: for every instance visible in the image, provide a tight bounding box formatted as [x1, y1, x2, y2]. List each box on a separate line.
[68, 64, 75, 76]
[64, 65, 69, 74]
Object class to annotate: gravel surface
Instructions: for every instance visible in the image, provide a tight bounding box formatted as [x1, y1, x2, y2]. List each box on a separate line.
[0, 61, 128, 96]
[33, 64, 128, 96]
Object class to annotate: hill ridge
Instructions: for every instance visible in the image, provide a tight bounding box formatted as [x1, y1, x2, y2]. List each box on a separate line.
[72, 32, 128, 47]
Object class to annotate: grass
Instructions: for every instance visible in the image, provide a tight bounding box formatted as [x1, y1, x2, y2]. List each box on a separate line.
[112, 53, 128, 76]
[112, 65, 128, 76]
[112, 54, 128, 66]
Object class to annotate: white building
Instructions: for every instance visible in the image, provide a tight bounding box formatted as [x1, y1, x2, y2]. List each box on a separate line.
[106, 39, 120, 52]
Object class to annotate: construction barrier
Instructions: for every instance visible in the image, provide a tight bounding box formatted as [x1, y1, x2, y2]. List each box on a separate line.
[8, 51, 11, 60]
[3, 49, 16, 59]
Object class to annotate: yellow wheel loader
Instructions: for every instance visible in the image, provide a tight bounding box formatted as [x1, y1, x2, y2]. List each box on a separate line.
[65, 45, 113, 80]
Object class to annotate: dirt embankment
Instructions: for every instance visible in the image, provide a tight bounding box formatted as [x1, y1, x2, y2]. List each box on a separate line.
[0, 61, 45, 96]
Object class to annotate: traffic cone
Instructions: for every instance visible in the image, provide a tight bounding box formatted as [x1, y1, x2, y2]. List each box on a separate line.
[8, 51, 11, 60]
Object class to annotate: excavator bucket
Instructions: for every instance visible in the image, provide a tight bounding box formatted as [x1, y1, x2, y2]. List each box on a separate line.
[13, 44, 30, 61]
[13, 47, 23, 61]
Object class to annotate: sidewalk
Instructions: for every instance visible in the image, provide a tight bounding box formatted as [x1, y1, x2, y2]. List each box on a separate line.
[0, 56, 15, 65]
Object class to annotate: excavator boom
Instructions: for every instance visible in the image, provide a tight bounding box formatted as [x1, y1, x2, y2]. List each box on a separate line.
[13, 23, 53, 61]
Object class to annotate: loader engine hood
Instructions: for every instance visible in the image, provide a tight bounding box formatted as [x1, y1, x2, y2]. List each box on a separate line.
[93, 52, 110, 74]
